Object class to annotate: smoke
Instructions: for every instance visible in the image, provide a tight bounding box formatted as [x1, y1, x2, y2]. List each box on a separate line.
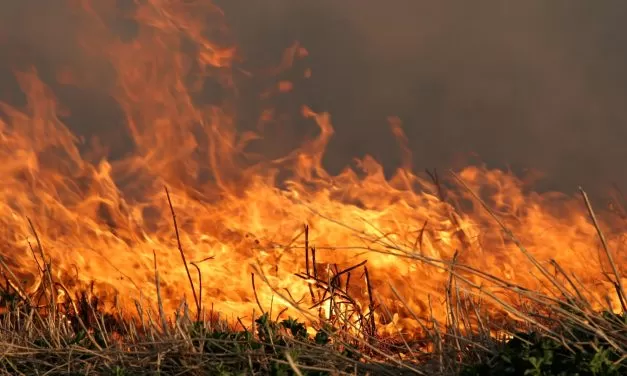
[0, 0, 132, 159]
[2, 0, 627, 197]
[217, 0, 627, 196]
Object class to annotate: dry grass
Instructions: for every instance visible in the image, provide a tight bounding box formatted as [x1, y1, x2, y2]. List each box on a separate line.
[0, 176, 624, 375]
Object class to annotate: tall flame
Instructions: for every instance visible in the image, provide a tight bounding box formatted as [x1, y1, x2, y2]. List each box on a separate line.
[0, 0, 624, 336]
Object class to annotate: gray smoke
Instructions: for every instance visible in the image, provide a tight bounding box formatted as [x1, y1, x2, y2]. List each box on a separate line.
[218, 0, 627, 197]
[2, 0, 627, 198]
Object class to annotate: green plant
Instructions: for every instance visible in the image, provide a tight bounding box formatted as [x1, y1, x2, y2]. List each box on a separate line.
[461, 324, 626, 376]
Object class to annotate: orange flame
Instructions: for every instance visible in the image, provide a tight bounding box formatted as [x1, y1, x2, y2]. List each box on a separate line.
[0, 0, 624, 337]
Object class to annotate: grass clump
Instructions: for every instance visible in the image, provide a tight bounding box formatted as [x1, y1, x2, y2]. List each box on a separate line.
[0, 284, 409, 375]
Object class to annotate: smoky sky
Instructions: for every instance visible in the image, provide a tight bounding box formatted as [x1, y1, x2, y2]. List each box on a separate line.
[217, 0, 627, 197]
[2, 0, 627, 198]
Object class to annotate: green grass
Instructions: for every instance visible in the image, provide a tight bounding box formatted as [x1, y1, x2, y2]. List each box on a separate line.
[461, 312, 627, 376]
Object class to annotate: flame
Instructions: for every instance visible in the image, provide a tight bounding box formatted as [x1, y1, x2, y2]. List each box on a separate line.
[0, 0, 625, 337]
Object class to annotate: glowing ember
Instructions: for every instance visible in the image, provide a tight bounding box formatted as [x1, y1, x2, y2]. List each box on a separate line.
[0, 0, 624, 337]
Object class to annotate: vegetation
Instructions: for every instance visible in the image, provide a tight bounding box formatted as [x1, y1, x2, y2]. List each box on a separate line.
[0, 277, 624, 375]
[0, 185, 624, 375]
[462, 312, 627, 376]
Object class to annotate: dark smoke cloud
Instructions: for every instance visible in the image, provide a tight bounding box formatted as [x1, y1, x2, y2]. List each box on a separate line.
[2, 0, 627, 198]
[218, 0, 627, 197]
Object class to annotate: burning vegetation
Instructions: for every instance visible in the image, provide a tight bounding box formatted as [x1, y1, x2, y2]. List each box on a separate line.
[0, 0, 624, 375]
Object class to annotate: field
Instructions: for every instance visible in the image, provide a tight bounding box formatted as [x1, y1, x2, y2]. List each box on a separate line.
[0, 185, 624, 375]
[0, 1, 626, 375]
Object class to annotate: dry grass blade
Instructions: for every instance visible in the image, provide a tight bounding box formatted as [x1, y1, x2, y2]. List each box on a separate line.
[27, 218, 56, 319]
[0, 257, 31, 304]
[449, 170, 577, 302]
[164, 186, 201, 321]
[579, 187, 626, 311]
[284, 351, 305, 376]
[153, 250, 169, 334]
[251, 272, 265, 315]
[445, 250, 462, 356]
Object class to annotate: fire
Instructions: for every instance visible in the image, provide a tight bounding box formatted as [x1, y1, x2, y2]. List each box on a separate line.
[0, 0, 624, 337]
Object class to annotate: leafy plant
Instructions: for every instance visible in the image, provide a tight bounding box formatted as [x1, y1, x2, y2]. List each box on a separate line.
[461, 324, 626, 376]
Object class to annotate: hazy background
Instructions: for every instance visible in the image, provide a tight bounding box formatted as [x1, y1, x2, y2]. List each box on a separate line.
[2, 0, 627, 197]
[217, 0, 627, 197]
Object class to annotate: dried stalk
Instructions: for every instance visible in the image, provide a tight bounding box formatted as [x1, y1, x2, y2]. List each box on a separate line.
[579, 187, 626, 311]
[164, 186, 201, 321]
